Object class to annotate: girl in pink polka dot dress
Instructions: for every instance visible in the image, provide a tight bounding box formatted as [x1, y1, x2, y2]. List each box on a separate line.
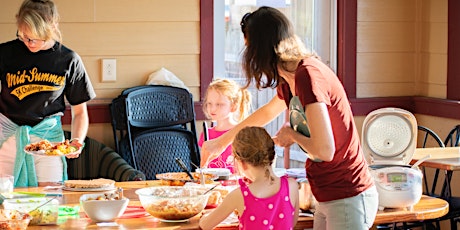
[199, 127, 299, 230]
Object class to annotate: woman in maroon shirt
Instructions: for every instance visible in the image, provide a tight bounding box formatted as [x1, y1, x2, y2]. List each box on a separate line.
[201, 6, 378, 230]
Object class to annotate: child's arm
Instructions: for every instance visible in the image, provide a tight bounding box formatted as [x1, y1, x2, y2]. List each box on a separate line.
[288, 177, 300, 226]
[199, 188, 243, 230]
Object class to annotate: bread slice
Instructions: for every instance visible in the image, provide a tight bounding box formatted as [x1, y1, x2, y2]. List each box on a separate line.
[64, 178, 115, 189]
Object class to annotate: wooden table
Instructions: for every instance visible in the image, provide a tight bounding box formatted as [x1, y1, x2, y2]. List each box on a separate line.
[412, 147, 460, 171]
[411, 147, 460, 198]
[10, 181, 448, 229]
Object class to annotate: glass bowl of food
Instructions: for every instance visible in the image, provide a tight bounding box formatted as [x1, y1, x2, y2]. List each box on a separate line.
[135, 186, 210, 222]
[0, 209, 32, 230]
[2, 197, 59, 225]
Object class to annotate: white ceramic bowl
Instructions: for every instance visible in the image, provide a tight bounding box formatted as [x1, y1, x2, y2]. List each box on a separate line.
[79, 193, 129, 222]
[135, 186, 210, 222]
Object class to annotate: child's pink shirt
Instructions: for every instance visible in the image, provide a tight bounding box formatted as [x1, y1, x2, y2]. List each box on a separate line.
[198, 127, 235, 173]
[238, 175, 295, 230]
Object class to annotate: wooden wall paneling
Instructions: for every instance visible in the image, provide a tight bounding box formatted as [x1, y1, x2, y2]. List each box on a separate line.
[0, 1, 22, 22]
[417, 83, 447, 99]
[54, 0, 94, 22]
[420, 23, 448, 54]
[357, 53, 416, 83]
[421, 54, 448, 84]
[357, 83, 415, 98]
[421, 0, 448, 23]
[357, 22, 416, 53]
[94, 0, 199, 22]
[0, 25, 17, 42]
[60, 22, 200, 56]
[84, 55, 200, 88]
[358, 0, 416, 22]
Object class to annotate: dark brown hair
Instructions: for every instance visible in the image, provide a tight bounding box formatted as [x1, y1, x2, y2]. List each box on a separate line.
[240, 6, 314, 90]
[232, 126, 275, 167]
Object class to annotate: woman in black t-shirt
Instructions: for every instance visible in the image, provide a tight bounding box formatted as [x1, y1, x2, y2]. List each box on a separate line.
[0, 0, 96, 187]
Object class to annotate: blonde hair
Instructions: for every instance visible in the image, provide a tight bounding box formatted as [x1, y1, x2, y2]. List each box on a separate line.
[232, 126, 275, 167]
[16, 0, 62, 43]
[203, 79, 252, 122]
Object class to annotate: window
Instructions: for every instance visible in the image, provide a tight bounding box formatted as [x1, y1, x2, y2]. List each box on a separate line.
[212, 0, 337, 165]
[213, 0, 336, 131]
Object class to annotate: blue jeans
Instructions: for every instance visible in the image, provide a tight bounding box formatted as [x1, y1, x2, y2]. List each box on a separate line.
[313, 186, 379, 230]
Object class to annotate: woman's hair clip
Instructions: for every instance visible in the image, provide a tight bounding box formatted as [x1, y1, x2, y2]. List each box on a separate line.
[240, 12, 252, 34]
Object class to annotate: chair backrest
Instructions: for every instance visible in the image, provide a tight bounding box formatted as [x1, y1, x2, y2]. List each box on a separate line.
[131, 127, 200, 180]
[123, 85, 199, 170]
[125, 85, 195, 129]
[444, 124, 460, 147]
[109, 85, 157, 154]
[418, 125, 445, 148]
[417, 125, 445, 197]
[64, 131, 145, 181]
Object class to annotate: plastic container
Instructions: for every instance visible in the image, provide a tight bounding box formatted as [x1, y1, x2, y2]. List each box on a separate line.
[3, 197, 59, 225]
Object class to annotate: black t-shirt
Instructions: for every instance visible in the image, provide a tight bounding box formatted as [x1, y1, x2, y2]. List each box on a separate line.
[0, 39, 96, 126]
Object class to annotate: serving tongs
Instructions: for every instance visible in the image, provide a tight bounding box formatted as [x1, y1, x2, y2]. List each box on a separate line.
[175, 158, 195, 181]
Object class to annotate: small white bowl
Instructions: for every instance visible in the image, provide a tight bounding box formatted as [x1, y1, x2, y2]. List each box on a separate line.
[79, 193, 129, 222]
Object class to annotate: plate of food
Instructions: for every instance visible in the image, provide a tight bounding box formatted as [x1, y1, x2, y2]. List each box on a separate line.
[289, 96, 310, 138]
[289, 96, 322, 162]
[156, 172, 217, 186]
[62, 178, 116, 192]
[24, 140, 83, 157]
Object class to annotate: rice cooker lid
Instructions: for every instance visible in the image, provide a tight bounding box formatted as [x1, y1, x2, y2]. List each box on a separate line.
[364, 112, 415, 165]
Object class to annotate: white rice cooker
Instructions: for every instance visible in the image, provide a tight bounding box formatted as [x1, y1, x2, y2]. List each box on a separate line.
[362, 107, 423, 210]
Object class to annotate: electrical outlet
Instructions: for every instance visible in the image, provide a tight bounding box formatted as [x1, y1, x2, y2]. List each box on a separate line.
[102, 59, 117, 82]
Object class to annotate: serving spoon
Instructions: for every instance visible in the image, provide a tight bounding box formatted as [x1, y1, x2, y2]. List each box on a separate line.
[28, 196, 59, 214]
[175, 158, 195, 181]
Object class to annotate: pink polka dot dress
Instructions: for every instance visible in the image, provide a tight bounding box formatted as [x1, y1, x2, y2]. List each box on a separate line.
[238, 175, 295, 230]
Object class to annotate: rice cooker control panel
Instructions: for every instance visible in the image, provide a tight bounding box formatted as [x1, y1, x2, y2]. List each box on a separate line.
[373, 167, 421, 191]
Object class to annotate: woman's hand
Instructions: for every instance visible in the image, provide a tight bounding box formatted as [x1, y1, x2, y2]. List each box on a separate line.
[201, 138, 227, 167]
[273, 123, 296, 147]
[65, 139, 84, 159]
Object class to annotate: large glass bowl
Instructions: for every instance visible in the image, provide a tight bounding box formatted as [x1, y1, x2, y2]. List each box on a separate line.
[135, 186, 210, 222]
[0, 209, 32, 230]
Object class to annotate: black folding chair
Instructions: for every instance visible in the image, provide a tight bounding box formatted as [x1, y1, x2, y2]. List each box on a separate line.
[123, 85, 200, 174]
[131, 127, 200, 180]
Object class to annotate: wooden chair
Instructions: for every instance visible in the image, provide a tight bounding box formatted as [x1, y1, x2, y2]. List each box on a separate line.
[405, 125, 460, 230]
[440, 125, 460, 230]
[397, 126, 445, 230]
